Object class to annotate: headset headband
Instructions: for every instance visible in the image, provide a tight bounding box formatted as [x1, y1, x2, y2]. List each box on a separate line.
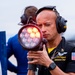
[36, 6, 59, 16]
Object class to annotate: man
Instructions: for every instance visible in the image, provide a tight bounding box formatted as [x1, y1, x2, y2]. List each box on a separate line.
[27, 6, 75, 75]
[7, 6, 38, 75]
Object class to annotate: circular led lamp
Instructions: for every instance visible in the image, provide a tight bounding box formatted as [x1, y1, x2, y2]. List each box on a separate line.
[18, 24, 43, 51]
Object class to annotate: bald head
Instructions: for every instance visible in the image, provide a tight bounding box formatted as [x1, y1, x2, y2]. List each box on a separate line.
[36, 10, 57, 23]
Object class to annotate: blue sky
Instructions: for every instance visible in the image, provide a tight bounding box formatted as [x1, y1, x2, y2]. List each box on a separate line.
[0, 0, 75, 41]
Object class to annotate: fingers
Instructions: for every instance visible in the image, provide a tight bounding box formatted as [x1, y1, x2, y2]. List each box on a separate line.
[27, 51, 40, 60]
[27, 44, 47, 65]
[27, 44, 47, 58]
[43, 44, 48, 53]
[43, 44, 46, 51]
[27, 55, 39, 59]
[27, 51, 40, 64]
[28, 59, 38, 64]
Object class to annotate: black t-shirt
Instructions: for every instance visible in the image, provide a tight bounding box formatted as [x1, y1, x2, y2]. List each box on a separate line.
[38, 37, 75, 75]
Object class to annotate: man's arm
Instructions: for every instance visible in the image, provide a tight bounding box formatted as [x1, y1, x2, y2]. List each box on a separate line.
[50, 66, 75, 75]
[27, 62, 37, 75]
[7, 38, 17, 73]
[47, 63, 75, 75]
[7, 60, 17, 73]
[27, 70, 35, 75]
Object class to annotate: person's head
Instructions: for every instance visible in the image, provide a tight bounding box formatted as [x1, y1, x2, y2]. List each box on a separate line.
[20, 6, 38, 25]
[35, 6, 67, 41]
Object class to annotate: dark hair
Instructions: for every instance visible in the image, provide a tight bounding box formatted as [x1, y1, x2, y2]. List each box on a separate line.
[19, 6, 38, 25]
[24, 6, 38, 19]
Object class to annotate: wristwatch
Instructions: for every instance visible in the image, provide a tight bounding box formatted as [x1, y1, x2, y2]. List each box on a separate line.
[47, 62, 56, 70]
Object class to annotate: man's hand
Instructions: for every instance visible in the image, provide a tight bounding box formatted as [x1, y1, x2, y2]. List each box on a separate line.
[27, 44, 53, 67]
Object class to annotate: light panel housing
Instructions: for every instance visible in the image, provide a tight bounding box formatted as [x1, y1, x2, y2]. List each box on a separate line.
[18, 24, 43, 51]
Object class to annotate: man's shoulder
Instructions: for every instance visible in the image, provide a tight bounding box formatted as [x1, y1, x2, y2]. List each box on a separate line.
[62, 37, 75, 48]
[65, 41, 75, 52]
[66, 40, 75, 47]
[9, 34, 18, 39]
[62, 37, 75, 52]
[8, 34, 18, 42]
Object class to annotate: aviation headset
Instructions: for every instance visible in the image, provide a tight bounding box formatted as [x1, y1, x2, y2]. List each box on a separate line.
[36, 6, 67, 33]
[20, 14, 28, 25]
[20, 6, 31, 25]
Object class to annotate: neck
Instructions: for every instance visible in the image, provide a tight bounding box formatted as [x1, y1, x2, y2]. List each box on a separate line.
[47, 35, 62, 48]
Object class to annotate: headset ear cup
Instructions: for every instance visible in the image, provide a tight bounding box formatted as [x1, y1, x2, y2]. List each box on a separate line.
[56, 16, 67, 33]
[20, 14, 28, 24]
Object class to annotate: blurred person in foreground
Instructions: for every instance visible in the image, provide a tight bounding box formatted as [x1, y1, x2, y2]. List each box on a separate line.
[27, 6, 75, 75]
[7, 6, 38, 75]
